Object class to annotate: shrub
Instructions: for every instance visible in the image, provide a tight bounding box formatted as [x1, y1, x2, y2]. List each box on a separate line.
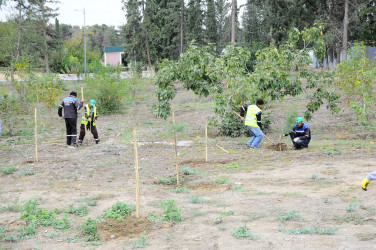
[160, 200, 182, 222]
[84, 71, 133, 115]
[104, 202, 135, 220]
[0, 166, 16, 175]
[65, 204, 89, 217]
[231, 226, 257, 240]
[81, 218, 99, 241]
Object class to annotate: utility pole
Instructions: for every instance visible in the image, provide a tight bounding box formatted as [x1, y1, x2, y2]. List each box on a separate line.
[74, 8, 86, 76]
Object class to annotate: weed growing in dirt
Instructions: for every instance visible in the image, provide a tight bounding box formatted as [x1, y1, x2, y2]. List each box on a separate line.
[0, 166, 16, 175]
[180, 166, 198, 175]
[158, 176, 177, 185]
[254, 190, 267, 195]
[279, 226, 339, 235]
[17, 168, 36, 176]
[231, 226, 257, 240]
[214, 216, 223, 224]
[132, 232, 148, 248]
[346, 201, 360, 212]
[65, 237, 79, 243]
[104, 202, 135, 221]
[147, 211, 160, 222]
[215, 176, 229, 184]
[86, 200, 98, 206]
[324, 149, 341, 155]
[65, 204, 89, 217]
[278, 210, 303, 223]
[0, 204, 20, 213]
[233, 185, 243, 193]
[356, 232, 376, 241]
[189, 196, 207, 204]
[221, 210, 235, 216]
[81, 218, 99, 241]
[160, 200, 182, 222]
[334, 213, 364, 225]
[309, 174, 322, 180]
[169, 186, 190, 193]
[45, 232, 61, 238]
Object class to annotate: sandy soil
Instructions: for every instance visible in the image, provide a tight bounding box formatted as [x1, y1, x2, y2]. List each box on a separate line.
[1, 81, 376, 249]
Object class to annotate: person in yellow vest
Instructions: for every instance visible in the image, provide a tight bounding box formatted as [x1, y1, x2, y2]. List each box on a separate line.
[240, 99, 264, 149]
[361, 170, 376, 191]
[78, 99, 100, 145]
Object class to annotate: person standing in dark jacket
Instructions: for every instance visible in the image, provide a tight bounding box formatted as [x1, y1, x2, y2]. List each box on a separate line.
[289, 117, 311, 150]
[58, 91, 84, 146]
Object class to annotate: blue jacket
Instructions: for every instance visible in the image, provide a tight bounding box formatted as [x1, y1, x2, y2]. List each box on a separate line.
[293, 123, 311, 141]
[58, 96, 83, 119]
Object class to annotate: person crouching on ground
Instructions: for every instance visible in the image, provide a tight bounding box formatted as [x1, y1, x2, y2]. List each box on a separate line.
[361, 171, 376, 191]
[240, 99, 264, 149]
[58, 91, 84, 146]
[78, 99, 100, 145]
[289, 117, 311, 150]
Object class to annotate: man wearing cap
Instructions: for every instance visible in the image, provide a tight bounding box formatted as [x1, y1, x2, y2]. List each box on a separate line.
[289, 117, 311, 150]
[240, 99, 265, 149]
[78, 99, 100, 145]
[58, 91, 84, 146]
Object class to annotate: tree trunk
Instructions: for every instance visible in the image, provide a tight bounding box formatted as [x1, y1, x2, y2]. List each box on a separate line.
[342, 0, 349, 62]
[180, 0, 184, 54]
[231, 0, 237, 43]
[336, 43, 341, 64]
[42, 2, 50, 73]
[142, 1, 152, 70]
[329, 46, 334, 68]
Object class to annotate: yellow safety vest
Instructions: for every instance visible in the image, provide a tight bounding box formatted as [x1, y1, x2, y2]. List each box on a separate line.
[81, 104, 97, 126]
[244, 105, 261, 128]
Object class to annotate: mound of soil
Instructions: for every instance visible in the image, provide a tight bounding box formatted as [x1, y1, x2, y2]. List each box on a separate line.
[266, 143, 289, 151]
[97, 216, 152, 241]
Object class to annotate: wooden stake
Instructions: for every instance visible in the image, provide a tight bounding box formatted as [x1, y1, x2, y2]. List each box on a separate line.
[34, 107, 38, 163]
[133, 128, 140, 218]
[216, 144, 229, 153]
[205, 123, 208, 162]
[172, 111, 180, 186]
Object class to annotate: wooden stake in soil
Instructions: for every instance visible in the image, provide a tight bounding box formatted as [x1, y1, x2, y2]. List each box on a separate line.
[216, 144, 229, 153]
[205, 123, 208, 162]
[133, 128, 140, 218]
[172, 111, 180, 186]
[34, 107, 38, 163]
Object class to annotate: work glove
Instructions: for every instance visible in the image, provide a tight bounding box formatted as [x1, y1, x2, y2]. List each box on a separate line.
[362, 178, 370, 191]
[293, 138, 299, 143]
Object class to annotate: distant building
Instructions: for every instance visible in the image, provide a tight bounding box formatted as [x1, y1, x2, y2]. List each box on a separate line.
[104, 46, 124, 66]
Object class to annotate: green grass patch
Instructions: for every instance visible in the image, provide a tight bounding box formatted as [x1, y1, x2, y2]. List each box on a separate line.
[346, 201, 360, 212]
[169, 186, 190, 193]
[279, 226, 339, 235]
[189, 196, 207, 204]
[180, 166, 198, 175]
[0, 166, 16, 175]
[65, 204, 89, 217]
[158, 175, 177, 185]
[17, 168, 37, 176]
[215, 176, 230, 185]
[86, 200, 98, 206]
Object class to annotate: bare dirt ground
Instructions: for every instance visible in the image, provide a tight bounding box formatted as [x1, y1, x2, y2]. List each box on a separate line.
[1, 80, 376, 249]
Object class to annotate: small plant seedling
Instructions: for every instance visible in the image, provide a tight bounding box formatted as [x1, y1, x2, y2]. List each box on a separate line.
[214, 216, 223, 224]
[189, 196, 207, 204]
[81, 218, 99, 242]
[346, 201, 360, 212]
[180, 166, 198, 175]
[147, 212, 160, 222]
[221, 210, 234, 216]
[324, 149, 341, 155]
[169, 186, 190, 193]
[45, 232, 61, 238]
[160, 200, 182, 222]
[215, 176, 230, 185]
[17, 168, 36, 176]
[132, 232, 148, 248]
[158, 176, 177, 185]
[231, 226, 257, 240]
[233, 185, 243, 193]
[309, 174, 322, 180]
[277, 210, 303, 223]
[86, 200, 98, 206]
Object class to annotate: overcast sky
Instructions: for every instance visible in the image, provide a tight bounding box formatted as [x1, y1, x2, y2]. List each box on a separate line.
[0, 0, 247, 27]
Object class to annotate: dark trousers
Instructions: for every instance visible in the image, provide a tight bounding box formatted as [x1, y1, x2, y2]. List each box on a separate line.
[290, 132, 310, 149]
[65, 118, 77, 145]
[78, 122, 99, 142]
